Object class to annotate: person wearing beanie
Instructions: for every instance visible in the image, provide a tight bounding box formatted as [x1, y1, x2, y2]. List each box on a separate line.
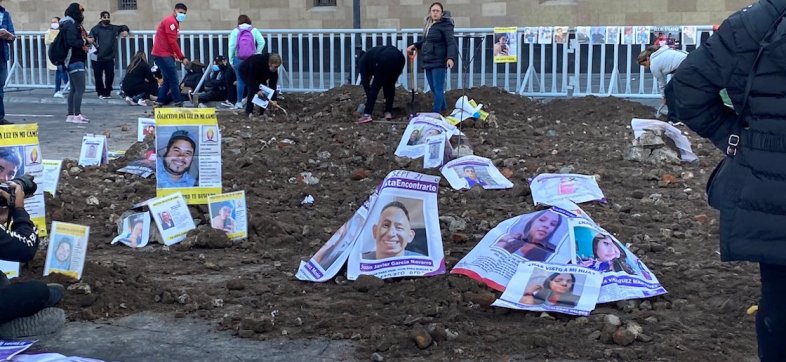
[156, 130, 197, 188]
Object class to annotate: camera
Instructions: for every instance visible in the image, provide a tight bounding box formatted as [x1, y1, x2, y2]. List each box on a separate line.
[0, 174, 37, 207]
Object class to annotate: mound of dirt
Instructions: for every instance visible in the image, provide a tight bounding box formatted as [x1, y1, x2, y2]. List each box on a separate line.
[14, 85, 756, 360]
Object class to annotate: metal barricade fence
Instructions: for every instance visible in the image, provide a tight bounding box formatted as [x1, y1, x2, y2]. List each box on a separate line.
[5, 26, 713, 98]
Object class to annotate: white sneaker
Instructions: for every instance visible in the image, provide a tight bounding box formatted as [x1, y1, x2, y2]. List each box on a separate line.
[137, 99, 148, 106]
[99, 95, 112, 100]
[53, 91, 64, 98]
[198, 103, 207, 108]
[233, 102, 243, 109]
[65, 115, 75, 123]
[74, 114, 89, 123]
[125, 96, 135, 105]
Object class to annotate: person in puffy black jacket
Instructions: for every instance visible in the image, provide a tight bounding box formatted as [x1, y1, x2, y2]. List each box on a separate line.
[666, 1, 786, 359]
[406, 2, 456, 114]
[194, 55, 237, 107]
[238, 52, 280, 116]
[121, 50, 157, 106]
[356, 46, 405, 123]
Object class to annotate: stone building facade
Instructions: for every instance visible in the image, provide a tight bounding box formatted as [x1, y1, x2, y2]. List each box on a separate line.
[7, 0, 752, 32]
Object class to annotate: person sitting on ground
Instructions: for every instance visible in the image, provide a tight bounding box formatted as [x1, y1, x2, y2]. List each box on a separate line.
[0, 148, 65, 338]
[238, 52, 281, 117]
[122, 50, 158, 106]
[356, 45, 406, 124]
[193, 55, 236, 108]
[179, 60, 205, 106]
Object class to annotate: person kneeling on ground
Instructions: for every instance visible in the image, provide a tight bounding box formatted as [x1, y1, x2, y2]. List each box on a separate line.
[356, 45, 406, 124]
[238, 52, 281, 117]
[0, 163, 65, 337]
[193, 55, 237, 108]
[122, 50, 158, 106]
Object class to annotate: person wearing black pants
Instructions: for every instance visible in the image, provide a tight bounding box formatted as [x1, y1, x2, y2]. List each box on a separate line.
[89, 11, 129, 99]
[238, 52, 281, 116]
[757, 263, 786, 361]
[356, 45, 406, 124]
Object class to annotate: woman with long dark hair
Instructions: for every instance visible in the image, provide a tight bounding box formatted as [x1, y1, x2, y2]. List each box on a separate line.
[122, 50, 157, 106]
[60, 3, 93, 123]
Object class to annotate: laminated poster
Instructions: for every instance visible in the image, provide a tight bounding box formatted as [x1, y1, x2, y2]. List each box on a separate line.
[111, 212, 151, 248]
[138, 117, 156, 142]
[493, 26, 518, 63]
[78, 134, 108, 167]
[44, 222, 89, 280]
[40, 159, 62, 196]
[148, 192, 196, 246]
[0, 124, 47, 236]
[529, 173, 606, 206]
[442, 156, 514, 190]
[207, 190, 248, 241]
[395, 115, 462, 159]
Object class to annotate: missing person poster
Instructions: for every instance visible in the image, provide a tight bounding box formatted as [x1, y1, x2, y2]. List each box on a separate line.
[0, 260, 20, 279]
[631, 118, 698, 162]
[78, 134, 108, 167]
[442, 156, 514, 190]
[155, 108, 222, 204]
[493, 27, 517, 63]
[553, 26, 569, 44]
[296, 192, 377, 282]
[111, 212, 151, 248]
[0, 124, 47, 236]
[207, 190, 248, 241]
[423, 135, 448, 169]
[570, 218, 666, 303]
[492, 262, 603, 316]
[395, 115, 461, 160]
[148, 192, 196, 246]
[44, 221, 89, 280]
[682, 26, 697, 46]
[529, 173, 606, 206]
[348, 170, 445, 280]
[451, 207, 575, 291]
[138, 117, 156, 142]
[537, 26, 553, 44]
[41, 159, 62, 196]
[651, 26, 681, 48]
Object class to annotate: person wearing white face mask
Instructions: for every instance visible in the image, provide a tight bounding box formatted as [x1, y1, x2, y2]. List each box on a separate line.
[45, 17, 68, 98]
[151, 3, 190, 107]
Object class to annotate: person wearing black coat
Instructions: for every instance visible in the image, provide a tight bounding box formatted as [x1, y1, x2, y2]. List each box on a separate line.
[666, 1, 786, 359]
[356, 46, 406, 123]
[88, 11, 130, 98]
[406, 2, 457, 114]
[121, 50, 157, 106]
[60, 3, 93, 123]
[195, 55, 237, 107]
[238, 52, 280, 116]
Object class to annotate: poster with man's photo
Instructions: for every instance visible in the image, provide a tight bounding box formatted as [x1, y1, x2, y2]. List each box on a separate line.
[635, 26, 651, 45]
[553, 26, 569, 44]
[442, 156, 514, 190]
[529, 173, 606, 206]
[148, 192, 196, 246]
[155, 108, 222, 204]
[423, 134, 447, 169]
[651, 26, 681, 48]
[78, 134, 108, 167]
[605, 26, 620, 45]
[537, 26, 553, 44]
[207, 190, 248, 240]
[681, 26, 697, 46]
[297, 192, 377, 282]
[570, 218, 666, 303]
[451, 207, 575, 291]
[492, 262, 603, 316]
[138, 117, 156, 142]
[348, 171, 444, 280]
[0, 124, 47, 236]
[493, 27, 518, 63]
[575, 27, 590, 44]
[395, 115, 461, 159]
[589, 27, 606, 44]
[111, 212, 151, 248]
[44, 222, 89, 280]
[0, 260, 19, 279]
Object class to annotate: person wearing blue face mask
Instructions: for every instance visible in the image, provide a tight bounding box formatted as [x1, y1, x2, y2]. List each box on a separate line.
[192, 55, 236, 108]
[151, 3, 190, 107]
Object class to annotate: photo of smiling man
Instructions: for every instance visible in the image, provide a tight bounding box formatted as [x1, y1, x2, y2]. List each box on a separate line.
[156, 127, 199, 189]
[362, 199, 428, 260]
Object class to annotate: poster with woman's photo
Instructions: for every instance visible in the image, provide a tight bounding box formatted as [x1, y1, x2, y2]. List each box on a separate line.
[111, 212, 151, 248]
[297, 192, 377, 282]
[0, 124, 47, 236]
[155, 108, 221, 204]
[493, 27, 518, 63]
[137, 117, 156, 142]
[348, 171, 444, 280]
[395, 114, 461, 159]
[451, 208, 575, 291]
[442, 156, 513, 190]
[553, 26, 569, 44]
[148, 192, 196, 246]
[44, 222, 89, 280]
[636, 26, 651, 45]
[492, 262, 602, 316]
[622, 26, 635, 45]
[605, 26, 620, 45]
[529, 173, 606, 206]
[207, 190, 248, 240]
[569, 218, 666, 303]
[681, 26, 697, 46]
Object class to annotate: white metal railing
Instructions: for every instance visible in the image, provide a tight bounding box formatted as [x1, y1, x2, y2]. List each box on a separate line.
[5, 26, 713, 98]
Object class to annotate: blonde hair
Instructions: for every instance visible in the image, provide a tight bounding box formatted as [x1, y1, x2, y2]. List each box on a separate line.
[637, 45, 660, 65]
[269, 53, 282, 66]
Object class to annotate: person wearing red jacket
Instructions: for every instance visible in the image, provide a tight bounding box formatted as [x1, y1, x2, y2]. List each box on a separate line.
[151, 3, 190, 107]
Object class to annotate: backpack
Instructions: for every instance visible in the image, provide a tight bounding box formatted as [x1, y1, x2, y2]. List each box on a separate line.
[48, 29, 70, 66]
[236, 27, 256, 60]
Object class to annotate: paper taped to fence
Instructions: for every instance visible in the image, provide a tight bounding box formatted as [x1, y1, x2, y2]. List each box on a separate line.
[493, 27, 517, 63]
[442, 156, 514, 190]
[348, 170, 445, 280]
[631, 118, 698, 162]
[395, 115, 462, 159]
[529, 173, 605, 206]
[296, 192, 377, 282]
[492, 262, 603, 316]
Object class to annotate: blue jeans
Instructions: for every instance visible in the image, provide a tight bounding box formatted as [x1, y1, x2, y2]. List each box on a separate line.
[425, 67, 447, 113]
[152, 55, 181, 105]
[233, 57, 245, 104]
[55, 65, 69, 92]
[0, 60, 7, 120]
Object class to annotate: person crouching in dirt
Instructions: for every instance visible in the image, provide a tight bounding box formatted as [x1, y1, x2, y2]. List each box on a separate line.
[666, 1, 786, 360]
[638, 45, 686, 116]
[0, 149, 65, 337]
[356, 45, 406, 124]
[238, 52, 281, 117]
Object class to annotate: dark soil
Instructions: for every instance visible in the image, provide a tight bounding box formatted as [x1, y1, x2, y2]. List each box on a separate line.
[16, 85, 758, 361]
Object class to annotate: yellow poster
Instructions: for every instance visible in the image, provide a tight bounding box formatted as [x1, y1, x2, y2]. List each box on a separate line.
[493, 27, 518, 63]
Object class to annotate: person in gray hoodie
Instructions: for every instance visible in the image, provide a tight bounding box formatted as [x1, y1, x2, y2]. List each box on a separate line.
[406, 2, 457, 114]
[638, 45, 687, 104]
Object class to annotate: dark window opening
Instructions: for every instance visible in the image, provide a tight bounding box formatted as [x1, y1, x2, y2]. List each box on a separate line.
[118, 0, 137, 10]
